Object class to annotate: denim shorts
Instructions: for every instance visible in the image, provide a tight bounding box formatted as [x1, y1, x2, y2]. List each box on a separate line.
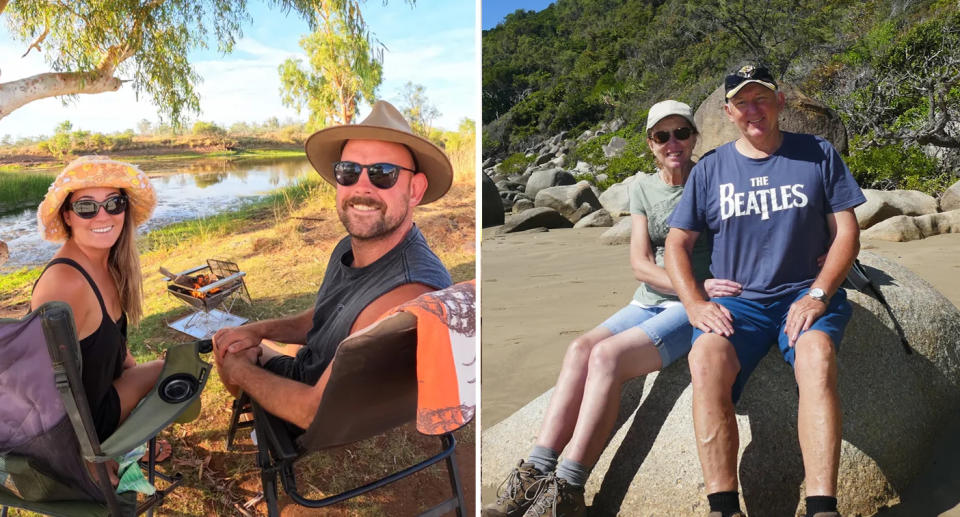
[600, 302, 693, 368]
[691, 287, 852, 403]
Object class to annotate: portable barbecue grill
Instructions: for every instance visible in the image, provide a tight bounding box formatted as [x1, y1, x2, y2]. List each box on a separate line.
[164, 259, 252, 338]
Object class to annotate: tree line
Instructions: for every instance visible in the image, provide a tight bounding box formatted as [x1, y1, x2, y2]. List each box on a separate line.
[483, 0, 960, 194]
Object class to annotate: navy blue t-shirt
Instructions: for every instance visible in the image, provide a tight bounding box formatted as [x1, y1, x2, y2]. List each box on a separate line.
[668, 132, 865, 302]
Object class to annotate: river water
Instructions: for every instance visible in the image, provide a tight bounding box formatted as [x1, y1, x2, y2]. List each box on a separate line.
[0, 156, 314, 274]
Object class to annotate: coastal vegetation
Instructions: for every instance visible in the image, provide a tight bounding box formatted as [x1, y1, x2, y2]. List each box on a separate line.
[483, 0, 960, 195]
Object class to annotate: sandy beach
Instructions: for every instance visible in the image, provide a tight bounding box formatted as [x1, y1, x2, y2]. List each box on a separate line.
[480, 227, 960, 516]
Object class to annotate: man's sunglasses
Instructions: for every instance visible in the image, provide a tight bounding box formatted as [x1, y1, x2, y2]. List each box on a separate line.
[332, 161, 416, 189]
[648, 127, 694, 144]
[69, 195, 128, 219]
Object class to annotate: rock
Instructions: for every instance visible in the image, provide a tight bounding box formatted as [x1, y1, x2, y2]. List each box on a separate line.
[534, 181, 601, 224]
[498, 207, 574, 234]
[512, 198, 535, 213]
[578, 129, 595, 141]
[574, 161, 593, 174]
[524, 168, 577, 200]
[941, 179, 960, 212]
[598, 175, 640, 216]
[482, 157, 495, 169]
[482, 174, 504, 228]
[481, 252, 960, 517]
[0, 240, 7, 267]
[574, 209, 614, 228]
[603, 136, 628, 158]
[693, 82, 848, 158]
[862, 209, 960, 241]
[599, 216, 632, 245]
[533, 152, 554, 167]
[855, 189, 938, 229]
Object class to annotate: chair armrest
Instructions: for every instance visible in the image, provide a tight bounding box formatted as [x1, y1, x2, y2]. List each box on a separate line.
[251, 400, 300, 462]
[98, 341, 211, 458]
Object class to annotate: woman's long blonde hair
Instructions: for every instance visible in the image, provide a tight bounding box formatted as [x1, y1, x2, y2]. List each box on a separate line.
[63, 189, 144, 325]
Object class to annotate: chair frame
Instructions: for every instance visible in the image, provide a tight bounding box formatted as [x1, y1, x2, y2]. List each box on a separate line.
[0, 302, 212, 517]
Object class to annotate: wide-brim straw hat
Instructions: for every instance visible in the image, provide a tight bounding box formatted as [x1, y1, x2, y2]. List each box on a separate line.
[37, 156, 157, 242]
[304, 100, 453, 205]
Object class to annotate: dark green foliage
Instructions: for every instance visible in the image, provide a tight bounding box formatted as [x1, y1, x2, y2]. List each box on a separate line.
[845, 137, 950, 193]
[499, 152, 535, 176]
[483, 0, 958, 196]
[565, 124, 656, 189]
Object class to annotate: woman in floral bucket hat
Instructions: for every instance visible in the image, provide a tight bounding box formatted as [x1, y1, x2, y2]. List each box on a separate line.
[31, 156, 167, 456]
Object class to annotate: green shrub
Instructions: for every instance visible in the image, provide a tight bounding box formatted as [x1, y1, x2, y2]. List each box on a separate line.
[845, 139, 948, 194]
[498, 152, 535, 176]
[565, 123, 655, 189]
[192, 121, 225, 136]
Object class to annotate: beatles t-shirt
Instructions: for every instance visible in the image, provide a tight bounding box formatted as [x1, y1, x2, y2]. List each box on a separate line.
[668, 132, 865, 302]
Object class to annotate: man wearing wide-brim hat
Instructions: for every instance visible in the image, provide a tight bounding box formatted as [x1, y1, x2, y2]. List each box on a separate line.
[212, 101, 454, 430]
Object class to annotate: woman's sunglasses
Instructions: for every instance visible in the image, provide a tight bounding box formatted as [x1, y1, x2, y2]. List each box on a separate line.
[648, 127, 694, 144]
[69, 195, 128, 219]
[332, 161, 416, 189]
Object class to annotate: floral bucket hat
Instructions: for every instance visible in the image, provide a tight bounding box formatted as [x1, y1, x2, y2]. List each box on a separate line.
[37, 156, 157, 242]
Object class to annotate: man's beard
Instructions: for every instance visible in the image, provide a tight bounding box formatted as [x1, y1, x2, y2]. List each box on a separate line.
[338, 195, 408, 241]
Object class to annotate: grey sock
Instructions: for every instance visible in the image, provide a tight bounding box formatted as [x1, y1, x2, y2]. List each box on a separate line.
[527, 445, 559, 474]
[555, 458, 591, 487]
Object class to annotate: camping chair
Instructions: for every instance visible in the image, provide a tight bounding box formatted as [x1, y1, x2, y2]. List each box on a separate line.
[249, 281, 476, 516]
[0, 302, 212, 517]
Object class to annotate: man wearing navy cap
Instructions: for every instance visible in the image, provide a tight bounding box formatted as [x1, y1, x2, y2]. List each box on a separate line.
[665, 65, 865, 517]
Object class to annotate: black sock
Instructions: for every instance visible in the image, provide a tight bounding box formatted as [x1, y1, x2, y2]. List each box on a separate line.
[707, 491, 741, 516]
[806, 496, 837, 516]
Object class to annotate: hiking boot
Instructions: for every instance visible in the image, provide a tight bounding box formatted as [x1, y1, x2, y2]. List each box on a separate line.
[522, 473, 586, 517]
[482, 460, 547, 517]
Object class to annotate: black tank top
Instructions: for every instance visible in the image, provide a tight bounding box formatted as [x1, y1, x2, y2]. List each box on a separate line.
[33, 258, 128, 412]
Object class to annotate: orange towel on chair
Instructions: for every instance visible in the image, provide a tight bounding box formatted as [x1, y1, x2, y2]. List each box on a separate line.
[390, 280, 476, 435]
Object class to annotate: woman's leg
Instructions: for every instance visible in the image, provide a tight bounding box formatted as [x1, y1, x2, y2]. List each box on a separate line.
[562, 326, 662, 467]
[534, 326, 614, 453]
[113, 359, 164, 423]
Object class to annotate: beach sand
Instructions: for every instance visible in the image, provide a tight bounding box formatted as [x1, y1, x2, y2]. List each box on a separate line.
[480, 227, 960, 516]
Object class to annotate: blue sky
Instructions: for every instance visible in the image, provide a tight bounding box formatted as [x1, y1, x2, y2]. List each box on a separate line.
[482, 0, 554, 29]
[0, 0, 477, 139]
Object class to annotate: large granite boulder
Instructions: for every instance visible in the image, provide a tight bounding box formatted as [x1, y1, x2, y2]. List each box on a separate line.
[482, 252, 960, 516]
[599, 216, 633, 245]
[574, 209, 614, 228]
[499, 207, 574, 234]
[525, 168, 577, 200]
[603, 137, 628, 158]
[512, 197, 535, 213]
[693, 83, 848, 158]
[855, 189, 939, 229]
[861, 209, 960, 242]
[941, 179, 960, 212]
[534, 181, 602, 224]
[482, 173, 505, 228]
[598, 175, 639, 217]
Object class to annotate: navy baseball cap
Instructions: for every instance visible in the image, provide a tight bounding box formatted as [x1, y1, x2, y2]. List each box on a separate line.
[725, 65, 777, 100]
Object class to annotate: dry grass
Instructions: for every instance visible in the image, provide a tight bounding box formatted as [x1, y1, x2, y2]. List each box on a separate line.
[4, 173, 476, 516]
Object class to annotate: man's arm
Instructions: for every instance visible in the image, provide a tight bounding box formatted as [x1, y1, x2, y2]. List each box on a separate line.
[783, 208, 860, 345]
[665, 227, 734, 336]
[218, 348, 327, 429]
[215, 308, 314, 359]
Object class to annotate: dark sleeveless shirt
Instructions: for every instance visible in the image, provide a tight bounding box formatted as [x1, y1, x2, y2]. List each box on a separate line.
[296, 225, 452, 384]
[33, 258, 128, 435]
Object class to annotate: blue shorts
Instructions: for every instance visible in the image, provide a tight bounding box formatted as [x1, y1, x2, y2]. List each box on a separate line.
[600, 303, 693, 368]
[691, 287, 852, 403]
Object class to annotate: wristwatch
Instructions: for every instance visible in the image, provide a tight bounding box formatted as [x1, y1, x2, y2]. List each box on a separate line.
[808, 287, 828, 303]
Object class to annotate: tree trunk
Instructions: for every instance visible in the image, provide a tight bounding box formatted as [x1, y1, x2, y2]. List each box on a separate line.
[0, 70, 124, 121]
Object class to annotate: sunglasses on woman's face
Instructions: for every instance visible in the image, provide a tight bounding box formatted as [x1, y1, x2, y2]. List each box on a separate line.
[648, 127, 694, 144]
[69, 195, 128, 219]
[332, 161, 417, 189]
